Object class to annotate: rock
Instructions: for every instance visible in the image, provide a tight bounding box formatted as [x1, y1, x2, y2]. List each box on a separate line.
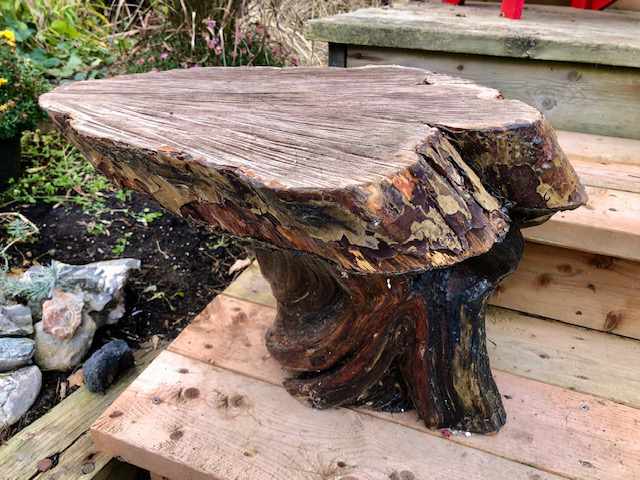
[83, 339, 134, 393]
[52, 259, 140, 328]
[41, 289, 85, 340]
[0, 365, 42, 428]
[34, 315, 97, 371]
[0, 338, 35, 371]
[0, 304, 33, 336]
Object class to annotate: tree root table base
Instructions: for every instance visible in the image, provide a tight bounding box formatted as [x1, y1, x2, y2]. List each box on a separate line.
[256, 226, 523, 433]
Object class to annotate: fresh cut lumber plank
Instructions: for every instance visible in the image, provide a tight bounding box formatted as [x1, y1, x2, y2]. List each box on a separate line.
[92, 349, 563, 480]
[159, 294, 640, 480]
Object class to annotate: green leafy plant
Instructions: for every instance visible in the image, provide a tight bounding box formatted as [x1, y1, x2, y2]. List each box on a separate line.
[131, 208, 163, 227]
[0, 29, 49, 139]
[112, 232, 133, 255]
[1, 130, 112, 208]
[0, 0, 117, 81]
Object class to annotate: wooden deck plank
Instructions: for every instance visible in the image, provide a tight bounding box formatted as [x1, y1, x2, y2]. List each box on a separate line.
[307, 1, 640, 68]
[36, 432, 112, 480]
[558, 131, 640, 168]
[162, 294, 640, 480]
[494, 243, 640, 339]
[0, 348, 160, 480]
[524, 186, 640, 262]
[346, 46, 640, 140]
[92, 349, 563, 480]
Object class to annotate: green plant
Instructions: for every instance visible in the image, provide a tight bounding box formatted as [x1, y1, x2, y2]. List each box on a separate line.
[112, 232, 132, 255]
[0, 212, 38, 268]
[1, 130, 113, 208]
[110, 0, 293, 74]
[0, 29, 49, 139]
[131, 208, 163, 227]
[0, 0, 117, 80]
[0, 262, 57, 303]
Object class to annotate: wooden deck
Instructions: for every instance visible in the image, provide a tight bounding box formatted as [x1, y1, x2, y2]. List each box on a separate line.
[90, 264, 640, 480]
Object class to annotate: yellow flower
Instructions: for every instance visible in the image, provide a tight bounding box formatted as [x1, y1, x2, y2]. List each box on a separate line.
[0, 30, 16, 47]
[0, 78, 7, 87]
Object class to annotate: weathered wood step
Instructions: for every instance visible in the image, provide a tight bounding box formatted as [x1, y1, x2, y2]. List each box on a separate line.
[307, 1, 640, 68]
[310, 2, 640, 139]
[91, 291, 640, 480]
[530, 131, 640, 262]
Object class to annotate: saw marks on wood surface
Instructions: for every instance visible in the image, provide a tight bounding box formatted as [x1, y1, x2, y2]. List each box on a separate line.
[40, 66, 585, 274]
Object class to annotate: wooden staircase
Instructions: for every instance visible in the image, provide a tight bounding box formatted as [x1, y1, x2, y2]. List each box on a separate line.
[308, 0, 640, 340]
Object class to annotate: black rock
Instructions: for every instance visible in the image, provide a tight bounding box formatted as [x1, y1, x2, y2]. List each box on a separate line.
[83, 340, 134, 393]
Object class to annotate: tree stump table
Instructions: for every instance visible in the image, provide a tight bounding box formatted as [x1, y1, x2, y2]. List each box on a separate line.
[40, 66, 586, 434]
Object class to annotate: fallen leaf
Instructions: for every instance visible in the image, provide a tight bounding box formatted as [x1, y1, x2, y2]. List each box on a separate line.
[68, 369, 84, 388]
[229, 258, 252, 275]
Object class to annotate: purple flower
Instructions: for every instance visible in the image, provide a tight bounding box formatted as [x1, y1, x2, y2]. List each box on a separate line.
[160, 52, 169, 60]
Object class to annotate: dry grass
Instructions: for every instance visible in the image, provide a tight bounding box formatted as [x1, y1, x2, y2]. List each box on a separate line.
[245, 0, 387, 65]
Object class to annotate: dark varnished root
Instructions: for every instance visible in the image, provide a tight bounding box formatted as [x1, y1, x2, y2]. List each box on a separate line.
[256, 227, 523, 434]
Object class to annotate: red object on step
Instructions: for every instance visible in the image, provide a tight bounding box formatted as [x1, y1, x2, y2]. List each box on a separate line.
[445, 0, 617, 19]
[571, 0, 618, 8]
[501, 0, 525, 19]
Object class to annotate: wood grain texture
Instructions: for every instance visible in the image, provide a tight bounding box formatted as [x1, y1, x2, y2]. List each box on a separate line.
[224, 262, 640, 407]
[524, 186, 640, 262]
[494, 242, 640, 338]
[92, 350, 564, 480]
[254, 226, 522, 433]
[0, 349, 159, 480]
[307, 1, 640, 68]
[157, 294, 640, 480]
[558, 131, 640, 167]
[347, 47, 640, 140]
[40, 66, 585, 274]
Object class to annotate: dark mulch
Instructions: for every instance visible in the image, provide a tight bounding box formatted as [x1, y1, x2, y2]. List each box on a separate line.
[1, 191, 249, 441]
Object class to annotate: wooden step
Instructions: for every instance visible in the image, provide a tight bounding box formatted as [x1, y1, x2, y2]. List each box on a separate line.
[91, 285, 640, 480]
[307, 2, 640, 69]
[531, 132, 640, 262]
[309, 2, 640, 139]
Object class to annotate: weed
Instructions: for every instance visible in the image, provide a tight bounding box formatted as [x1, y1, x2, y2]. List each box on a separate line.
[111, 232, 133, 256]
[131, 208, 163, 227]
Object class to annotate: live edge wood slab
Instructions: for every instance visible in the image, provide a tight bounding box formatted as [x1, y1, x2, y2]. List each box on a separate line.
[40, 66, 586, 434]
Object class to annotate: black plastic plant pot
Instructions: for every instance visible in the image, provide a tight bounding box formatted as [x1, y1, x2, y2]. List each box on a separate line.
[0, 134, 21, 191]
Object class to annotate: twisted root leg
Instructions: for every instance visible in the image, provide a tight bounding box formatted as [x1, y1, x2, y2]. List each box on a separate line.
[255, 227, 523, 433]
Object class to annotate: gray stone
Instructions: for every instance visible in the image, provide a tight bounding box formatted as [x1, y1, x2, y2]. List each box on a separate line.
[0, 304, 33, 336]
[84, 339, 134, 393]
[52, 258, 140, 328]
[0, 338, 35, 372]
[34, 314, 97, 371]
[0, 365, 42, 428]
